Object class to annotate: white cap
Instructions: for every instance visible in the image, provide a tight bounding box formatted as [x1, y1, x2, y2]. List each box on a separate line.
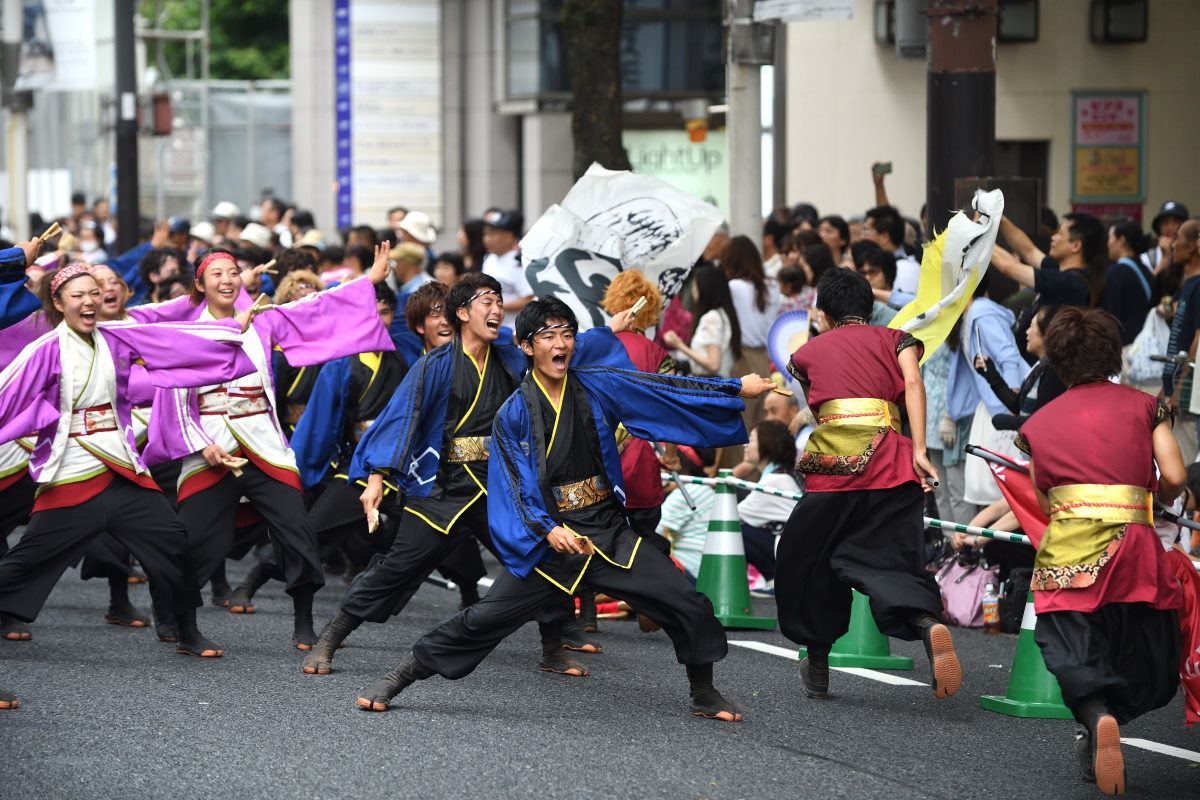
[211, 200, 242, 220]
[190, 220, 215, 244]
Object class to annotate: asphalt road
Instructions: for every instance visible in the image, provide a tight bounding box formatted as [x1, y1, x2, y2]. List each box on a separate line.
[2, 556, 1198, 800]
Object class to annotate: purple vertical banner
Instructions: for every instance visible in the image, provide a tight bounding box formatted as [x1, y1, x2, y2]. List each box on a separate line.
[334, 0, 353, 229]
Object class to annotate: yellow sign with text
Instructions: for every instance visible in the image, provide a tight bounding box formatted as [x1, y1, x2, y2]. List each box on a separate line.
[1074, 148, 1140, 198]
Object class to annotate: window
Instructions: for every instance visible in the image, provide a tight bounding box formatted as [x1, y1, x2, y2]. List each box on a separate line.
[505, 0, 723, 101]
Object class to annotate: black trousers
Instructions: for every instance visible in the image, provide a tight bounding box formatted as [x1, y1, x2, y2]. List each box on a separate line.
[309, 479, 393, 568]
[0, 474, 36, 558]
[775, 483, 941, 647]
[0, 479, 199, 623]
[626, 505, 670, 556]
[177, 464, 324, 597]
[413, 535, 728, 679]
[1036, 603, 1182, 725]
[741, 523, 778, 583]
[341, 503, 495, 623]
[78, 533, 134, 581]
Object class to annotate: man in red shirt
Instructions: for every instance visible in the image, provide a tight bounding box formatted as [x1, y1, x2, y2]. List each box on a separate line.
[777, 268, 961, 701]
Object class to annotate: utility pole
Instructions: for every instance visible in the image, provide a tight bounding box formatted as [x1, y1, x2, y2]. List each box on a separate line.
[925, 0, 997, 232]
[725, 0, 770, 240]
[2, 2, 30, 239]
[115, 0, 139, 252]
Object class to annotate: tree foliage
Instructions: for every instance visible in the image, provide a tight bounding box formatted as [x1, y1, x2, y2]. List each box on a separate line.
[140, 0, 289, 81]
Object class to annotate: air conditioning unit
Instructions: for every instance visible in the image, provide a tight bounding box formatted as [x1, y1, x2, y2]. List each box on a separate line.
[894, 0, 928, 61]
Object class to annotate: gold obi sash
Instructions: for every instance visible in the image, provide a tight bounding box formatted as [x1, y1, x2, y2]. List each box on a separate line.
[446, 435, 491, 463]
[552, 475, 612, 513]
[1034, 484, 1152, 591]
[796, 398, 901, 476]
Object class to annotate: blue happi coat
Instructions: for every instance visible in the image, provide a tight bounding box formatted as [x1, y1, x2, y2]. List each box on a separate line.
[347, 327, 629, 496]
[489, 362, 749, 579]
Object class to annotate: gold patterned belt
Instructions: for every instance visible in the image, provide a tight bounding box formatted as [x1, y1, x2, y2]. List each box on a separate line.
[1047, 484, 1153, 526]
[553, 475, 612, 513]
[447, 435, 491, 463]
[815, 398, 901, 432]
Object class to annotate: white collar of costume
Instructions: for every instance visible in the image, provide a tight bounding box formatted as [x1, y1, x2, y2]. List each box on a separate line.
[38, 321, 141, 479]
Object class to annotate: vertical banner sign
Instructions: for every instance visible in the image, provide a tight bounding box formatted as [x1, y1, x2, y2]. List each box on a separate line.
[1071, 91, 1145, 217]
[334, 0, 353, 229]
[337, 1, 442, 231]
[15, 0, 98, 92]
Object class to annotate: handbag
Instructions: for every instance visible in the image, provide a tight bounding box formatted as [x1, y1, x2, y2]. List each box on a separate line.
[1124, 306, 1170, 384]
[964, 402, 1020, 506]
[935, 552, 1000, 628]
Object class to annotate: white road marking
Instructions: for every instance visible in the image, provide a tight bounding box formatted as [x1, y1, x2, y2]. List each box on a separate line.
[729, 640, 928, 686]
[1123, 738, 1200, 762]
[731, 643, 1197, 761]
[478, 577, 494, 588]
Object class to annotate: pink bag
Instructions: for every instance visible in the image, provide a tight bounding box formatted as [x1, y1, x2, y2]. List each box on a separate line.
[935, 555, 1000, 627]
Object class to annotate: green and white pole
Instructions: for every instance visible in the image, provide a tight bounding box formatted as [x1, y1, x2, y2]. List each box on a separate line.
[694, 469, 776, 630]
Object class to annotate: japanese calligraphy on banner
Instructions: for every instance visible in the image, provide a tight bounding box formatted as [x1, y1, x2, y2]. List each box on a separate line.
[1071, 91, 1145, 203]
[335, 1, 441, 230]
[520, 165, 724, 331]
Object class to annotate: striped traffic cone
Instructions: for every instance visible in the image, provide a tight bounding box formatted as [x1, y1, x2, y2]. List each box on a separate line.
[695, 469, 775, 630]
[798, 589, 914, 669]
[979, 591, 1072, 719]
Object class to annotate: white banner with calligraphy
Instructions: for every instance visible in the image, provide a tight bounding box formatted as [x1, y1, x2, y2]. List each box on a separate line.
[519, 164, 725, 331]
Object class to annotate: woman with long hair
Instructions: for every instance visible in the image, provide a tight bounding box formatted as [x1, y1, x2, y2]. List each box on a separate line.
[1101, 218, 1154, 345]
[662, 263, 740, 379]
[152, 247, 395, 651]
[721, 236, 779, 433]
[738, 420, 800, 590]
[1020, 308, 1187, 795]
[457, 218, 486, 272]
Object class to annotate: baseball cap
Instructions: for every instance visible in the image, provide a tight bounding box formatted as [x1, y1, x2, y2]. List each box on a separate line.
[168, 216, 191, 234]
[482, 208, 523, 236]
[1153, 201, 1191, 234]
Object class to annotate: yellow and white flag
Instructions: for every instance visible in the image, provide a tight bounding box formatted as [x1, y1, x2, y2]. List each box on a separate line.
[889, 189, 1004, 363]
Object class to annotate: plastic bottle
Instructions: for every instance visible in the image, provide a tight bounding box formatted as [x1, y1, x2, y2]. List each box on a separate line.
[982, 582, 1000, 634]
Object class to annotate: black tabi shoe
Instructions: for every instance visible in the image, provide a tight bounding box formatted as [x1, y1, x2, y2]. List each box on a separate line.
[104, 599, 150, 628]
[561, 620, 602, 654]
[301, 611, 362, 674]
[799, 656, 829, 700]
[1, 613, 32, 641]
[1090, 714, 1125, 796]
[210, 579, 232, 608]
[916, 617, 962, 699]
[538, 647, 589, 677]
[355, 653, 434, 712]
[0, 689, 19, 709]
[175, 608, 224, 658]
[1075, 726, 1096, 784]
[227, 562, 269, 614]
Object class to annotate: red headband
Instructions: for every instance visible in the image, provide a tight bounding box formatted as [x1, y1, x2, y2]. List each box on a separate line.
[49, 263, 94, 295]
[196, 251, 236, 279]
